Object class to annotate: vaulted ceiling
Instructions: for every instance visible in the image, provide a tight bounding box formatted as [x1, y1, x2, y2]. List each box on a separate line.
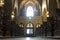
[19, 0, 41, 8]
[18, 0, 42, 7]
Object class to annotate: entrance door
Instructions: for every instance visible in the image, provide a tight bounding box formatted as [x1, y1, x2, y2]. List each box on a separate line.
[26, 23, 34, 36]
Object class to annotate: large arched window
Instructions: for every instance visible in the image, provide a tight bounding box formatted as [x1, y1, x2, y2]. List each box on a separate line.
[26, 6, 34, 17]
[19, 0, 41, 17]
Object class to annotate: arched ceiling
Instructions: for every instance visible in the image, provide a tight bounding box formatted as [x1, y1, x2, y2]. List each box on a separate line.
[19, 0, 41, 8]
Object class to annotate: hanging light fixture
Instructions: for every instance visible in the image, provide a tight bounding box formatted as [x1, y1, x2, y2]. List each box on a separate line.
[11, 11, 15, 20]
[0, 0, 4, 7]
[47, 11, 49, 17]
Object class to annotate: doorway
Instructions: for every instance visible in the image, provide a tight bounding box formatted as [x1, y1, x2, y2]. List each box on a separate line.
[26, 23, 34, 36]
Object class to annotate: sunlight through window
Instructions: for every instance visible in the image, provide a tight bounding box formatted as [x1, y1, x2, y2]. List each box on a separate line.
[27, 29, 30, 34]
[26, 29, 33, 34]
[26, 6, 34, 17]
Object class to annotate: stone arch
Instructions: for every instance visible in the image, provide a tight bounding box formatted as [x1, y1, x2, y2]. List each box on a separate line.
[26, 22, 34, 28]
[19, 0, 41, 8]
[14, 0, 18, 16]
[19, 23, 24, 28]
[19, 0, 41, 16]
[36, 23, 41, 28]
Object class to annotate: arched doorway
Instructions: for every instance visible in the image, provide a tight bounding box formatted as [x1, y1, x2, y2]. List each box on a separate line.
[19, 23, 24, 36]
[26, 22, 34, 36]
[35, 23, 41, 36]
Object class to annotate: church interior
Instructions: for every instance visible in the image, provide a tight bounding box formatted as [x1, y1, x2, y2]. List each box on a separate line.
[0, 0, 60, 37]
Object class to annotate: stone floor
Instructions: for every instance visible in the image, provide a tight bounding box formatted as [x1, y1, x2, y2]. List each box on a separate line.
[0, 37, 60, 40]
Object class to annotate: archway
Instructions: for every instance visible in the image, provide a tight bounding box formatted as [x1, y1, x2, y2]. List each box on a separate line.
[26, 22, 34, 36]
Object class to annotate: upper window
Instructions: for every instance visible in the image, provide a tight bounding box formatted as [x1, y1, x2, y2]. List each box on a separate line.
[26, 6, 34, 17]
